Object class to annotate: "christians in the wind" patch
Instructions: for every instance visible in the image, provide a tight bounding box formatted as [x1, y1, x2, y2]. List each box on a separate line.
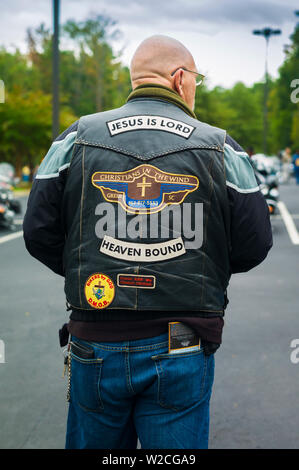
[92, 164, 199, 214]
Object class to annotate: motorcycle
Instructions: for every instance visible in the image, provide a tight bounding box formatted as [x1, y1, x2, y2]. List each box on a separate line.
[0, 190, 16, 229]
[251, 154, 280, 215]
[0, 163, 22, 212]
[0, 163, 22, 229]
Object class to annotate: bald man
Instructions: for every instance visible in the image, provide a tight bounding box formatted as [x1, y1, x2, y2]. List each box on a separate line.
[24, 35, 272, 449]
[130, 35, 198, 110]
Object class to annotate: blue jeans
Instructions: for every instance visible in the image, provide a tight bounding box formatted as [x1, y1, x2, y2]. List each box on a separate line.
[65, 332, 215, 449]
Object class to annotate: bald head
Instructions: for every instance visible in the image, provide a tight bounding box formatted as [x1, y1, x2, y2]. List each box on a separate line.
[130, 35, 196, 89]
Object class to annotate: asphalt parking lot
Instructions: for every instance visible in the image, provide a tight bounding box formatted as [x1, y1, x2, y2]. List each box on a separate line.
[0, 181, 298, 449]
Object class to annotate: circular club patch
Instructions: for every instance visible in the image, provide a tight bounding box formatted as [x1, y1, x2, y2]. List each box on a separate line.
[84, 273, 115, 309]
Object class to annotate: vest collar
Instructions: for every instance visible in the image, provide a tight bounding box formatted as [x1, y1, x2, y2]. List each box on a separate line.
[126, 83, 197, 119]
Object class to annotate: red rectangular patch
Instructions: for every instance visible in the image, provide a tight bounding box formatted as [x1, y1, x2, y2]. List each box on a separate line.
[117, 274, 156, 289]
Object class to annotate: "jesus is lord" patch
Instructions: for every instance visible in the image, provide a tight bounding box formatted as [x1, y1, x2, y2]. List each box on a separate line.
[106, 115, 195, 139]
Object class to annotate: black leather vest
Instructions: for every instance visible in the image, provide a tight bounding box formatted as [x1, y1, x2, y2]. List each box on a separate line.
[62, 98, 231, 318]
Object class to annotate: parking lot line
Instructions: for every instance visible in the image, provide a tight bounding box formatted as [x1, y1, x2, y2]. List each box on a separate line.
[278, 201, 299, 245]
[0, 230, 23, 245]
[272, 214, 299, 220]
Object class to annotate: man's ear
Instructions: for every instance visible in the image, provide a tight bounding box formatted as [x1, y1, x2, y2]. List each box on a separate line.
[173, 69, 184, 98]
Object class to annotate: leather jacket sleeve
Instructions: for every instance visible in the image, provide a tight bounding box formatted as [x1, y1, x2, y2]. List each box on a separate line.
[224, 134, 273, 273]
[23, 121, 78, 276]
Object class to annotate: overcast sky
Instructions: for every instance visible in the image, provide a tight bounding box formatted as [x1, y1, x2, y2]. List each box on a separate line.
[0, 0, 298, 88]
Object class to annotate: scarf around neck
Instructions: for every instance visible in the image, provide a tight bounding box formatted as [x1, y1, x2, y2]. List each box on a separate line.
[126, 83, 197, 119]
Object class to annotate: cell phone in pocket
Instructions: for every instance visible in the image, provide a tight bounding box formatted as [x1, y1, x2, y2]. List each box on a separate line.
[70, 341, 95, 359]
[168, 322, 201, 354]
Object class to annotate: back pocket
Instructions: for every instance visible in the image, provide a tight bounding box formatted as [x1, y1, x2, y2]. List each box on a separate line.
[70, 344, 104, 412]
[151, 349, 212, 411]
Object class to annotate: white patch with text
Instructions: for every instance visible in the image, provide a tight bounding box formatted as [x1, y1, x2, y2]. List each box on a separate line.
[100, 235, 186, 262]
[107, 115, 194, 138]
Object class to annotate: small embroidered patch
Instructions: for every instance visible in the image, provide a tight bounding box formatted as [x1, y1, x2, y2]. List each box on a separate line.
[84, 273, 115, 309]
[117, 274, 156, 289]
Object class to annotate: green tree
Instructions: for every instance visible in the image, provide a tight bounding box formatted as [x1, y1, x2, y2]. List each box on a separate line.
[195, 81, 264, 151]
[268, 21, 299, 152]
[0, 14, 133, 173]
[0, 47, 39, 93]
[63, 15, 131, 113]
[0, 89, 76, 174]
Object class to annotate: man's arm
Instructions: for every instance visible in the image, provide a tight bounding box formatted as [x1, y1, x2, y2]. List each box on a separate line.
[224, 134, 273, 273]
[23, 121, 78, 276]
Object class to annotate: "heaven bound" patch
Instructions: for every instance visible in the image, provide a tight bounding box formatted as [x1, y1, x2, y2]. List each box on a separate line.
[99, 235, 186, 262]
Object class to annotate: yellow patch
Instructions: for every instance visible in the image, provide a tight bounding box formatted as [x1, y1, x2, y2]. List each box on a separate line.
[84, 273, 115, 309]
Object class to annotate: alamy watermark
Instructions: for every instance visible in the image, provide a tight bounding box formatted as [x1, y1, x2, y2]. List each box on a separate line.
[290, 79, 299, 104]
[0, 80, 5, 103]
[94, 202, 203, 250]
[290, 339, 299, 364]
[0, 339, 5, 363]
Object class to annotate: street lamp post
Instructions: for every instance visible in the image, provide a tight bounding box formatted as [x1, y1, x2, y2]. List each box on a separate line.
[52, 0, 60, 140]
[253, 27, 281, 155]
